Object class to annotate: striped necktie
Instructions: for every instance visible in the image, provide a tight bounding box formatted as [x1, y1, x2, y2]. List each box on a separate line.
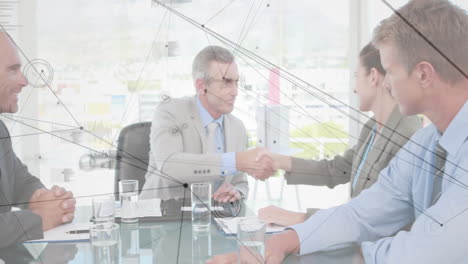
[431, 141, 447, 205]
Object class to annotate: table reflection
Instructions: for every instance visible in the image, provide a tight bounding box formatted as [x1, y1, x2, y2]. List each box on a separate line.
[121, 223, 140, 263]
[192, 229, 212, 264]
[0, 243, 78, 264]
[0, 202, 363, 264]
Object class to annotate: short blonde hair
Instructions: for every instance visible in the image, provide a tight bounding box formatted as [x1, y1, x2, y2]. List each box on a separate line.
[373, 0, 468, 84]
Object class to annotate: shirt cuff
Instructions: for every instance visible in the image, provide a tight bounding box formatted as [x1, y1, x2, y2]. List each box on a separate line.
[361, 237, 392, 264]
[287, 207, 341, 255]
[221, 152, 238, 176]
[288, 223, 322, 255]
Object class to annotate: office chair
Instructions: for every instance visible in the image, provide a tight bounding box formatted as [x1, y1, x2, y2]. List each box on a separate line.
[114, 122, 152, 200]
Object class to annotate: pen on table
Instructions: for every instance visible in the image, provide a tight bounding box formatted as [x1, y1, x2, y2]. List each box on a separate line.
[66, 229, 90, 234]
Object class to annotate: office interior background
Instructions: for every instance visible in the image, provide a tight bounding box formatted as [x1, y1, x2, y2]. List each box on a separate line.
[3, 0, 468, 211]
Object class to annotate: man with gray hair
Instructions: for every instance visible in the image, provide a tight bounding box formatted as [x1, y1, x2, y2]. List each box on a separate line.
[141, 45, 273, 201]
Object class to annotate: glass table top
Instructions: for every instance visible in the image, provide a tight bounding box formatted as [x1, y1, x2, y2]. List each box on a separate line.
[0, 201, 363, 264]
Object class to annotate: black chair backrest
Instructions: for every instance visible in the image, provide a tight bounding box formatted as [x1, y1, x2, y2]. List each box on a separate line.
[114, 122, 151, 200]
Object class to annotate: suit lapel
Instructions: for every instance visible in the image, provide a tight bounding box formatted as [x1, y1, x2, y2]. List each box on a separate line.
[365, 106, 403, 169]
[0, 168, 11, 211]
[188, 97, 208, 153]
[350, 118, 375, 196]
[350, 118, 375, 178]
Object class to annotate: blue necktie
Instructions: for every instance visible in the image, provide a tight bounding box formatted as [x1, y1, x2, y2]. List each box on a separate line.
[431, 142, 446, 205]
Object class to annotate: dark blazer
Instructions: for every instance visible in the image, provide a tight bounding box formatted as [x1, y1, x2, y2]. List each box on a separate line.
[0, 120, 44, 248]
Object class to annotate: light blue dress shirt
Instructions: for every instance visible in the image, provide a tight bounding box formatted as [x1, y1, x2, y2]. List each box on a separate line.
[289, 100, 468, 264]
[196, 96, 238, 176]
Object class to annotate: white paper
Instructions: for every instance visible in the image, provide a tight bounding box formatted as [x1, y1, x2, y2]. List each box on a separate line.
[115, 198, 162, 217]
[214, 217, 286, 236]
[136, 198, 162, 217]
[181, 206, 224, 211]
[25, 222, 92, 243]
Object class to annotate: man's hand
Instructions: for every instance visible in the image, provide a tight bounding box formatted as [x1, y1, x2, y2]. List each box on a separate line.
[50, 185, 76, 215]
[258, 205, 307, 226]
[49, 185, 76, 223]
[264, 230, 299, 263]
[29, 185, 76, 231]
[236, 148, 276, 180]
[212, 182, 242, 203]
[255, 149, 291, 172]
[206, 252, 237, 264]
[206, 251, 265, 264]
[207, 230, 300, 264]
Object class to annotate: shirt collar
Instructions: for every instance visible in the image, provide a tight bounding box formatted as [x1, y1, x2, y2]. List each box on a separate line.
[196, 96, 224, 128]
[439, 100, 468, 155]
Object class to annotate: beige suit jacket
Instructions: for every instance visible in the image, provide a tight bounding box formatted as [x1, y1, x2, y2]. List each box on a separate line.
[285, 107, 422, 215]
[140, 96, 249, 200]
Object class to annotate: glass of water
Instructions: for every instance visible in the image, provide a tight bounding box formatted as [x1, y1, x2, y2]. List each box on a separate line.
[90, 223, 120, 264]
[237, 218, 266, 264]
[92, 195, 115, 224]
[191, 183, 211, 231]
[119, 180, 139, 223]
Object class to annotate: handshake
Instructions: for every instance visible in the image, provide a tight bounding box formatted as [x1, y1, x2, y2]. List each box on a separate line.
[235, 147, 291, 180]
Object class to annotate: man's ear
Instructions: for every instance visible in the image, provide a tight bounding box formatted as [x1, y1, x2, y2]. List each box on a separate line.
[415, 61, 436, 89]
[195, 78, 205, 95]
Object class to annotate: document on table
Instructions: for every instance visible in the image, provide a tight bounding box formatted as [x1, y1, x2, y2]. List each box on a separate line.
[214, 217, 286, 236]
[24, 222, 92, 243]
[181, 206, 224, 211]
[115, 198, 162, 217]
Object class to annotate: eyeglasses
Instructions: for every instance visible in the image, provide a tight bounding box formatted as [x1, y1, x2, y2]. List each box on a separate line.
[206, 77, 240, 88]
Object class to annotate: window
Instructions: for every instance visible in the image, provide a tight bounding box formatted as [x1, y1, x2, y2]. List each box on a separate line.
[12, 0, 352, 209]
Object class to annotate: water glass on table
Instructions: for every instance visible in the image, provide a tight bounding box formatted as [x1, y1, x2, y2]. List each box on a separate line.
[119, 180, 139, 223]
[92, 195, 115, 224]
[90, 223, 120, 264]
[191, 183, 211, 231]
[238, 218, 266, 264]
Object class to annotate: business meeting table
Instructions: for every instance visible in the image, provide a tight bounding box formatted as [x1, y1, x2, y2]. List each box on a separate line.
[0, 199, 364, 264]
